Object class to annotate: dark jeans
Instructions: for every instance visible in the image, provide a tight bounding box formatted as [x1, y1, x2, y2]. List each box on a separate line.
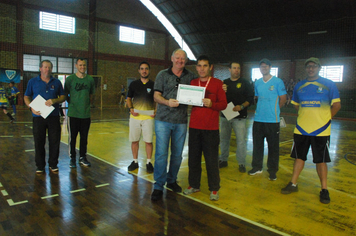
[33, 116, 61, 168]
[252, 122, 280, 174]
[188, 128, 220, 191]
[68, 117, 91, 159]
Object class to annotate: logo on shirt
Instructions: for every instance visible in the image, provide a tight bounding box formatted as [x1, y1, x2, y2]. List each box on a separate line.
[269, 85, 275, 91]
[236, 83, 242, 89]
[301, 100, 321, 107]
[317, 87, 323, 93]
[147, 88, 152, 93]
[50, 85, 55, 90]
[75, 83, 89, 92]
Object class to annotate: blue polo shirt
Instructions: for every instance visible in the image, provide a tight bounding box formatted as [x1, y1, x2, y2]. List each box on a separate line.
[254, 76, 286, 123]
[25, 75, 65, 117]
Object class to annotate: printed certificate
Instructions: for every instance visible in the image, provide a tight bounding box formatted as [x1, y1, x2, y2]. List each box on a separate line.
[176, 84, 205, 106]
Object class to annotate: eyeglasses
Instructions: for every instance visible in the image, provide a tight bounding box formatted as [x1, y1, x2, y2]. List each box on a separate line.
[175, 77, 181, 88]
[306, 65, 319, 69]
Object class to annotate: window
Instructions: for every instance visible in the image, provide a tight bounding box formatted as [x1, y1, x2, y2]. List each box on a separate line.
[41, 56, 57, 73]
[119, 26, 145, 45]
[252, 67, 279, 81]
[58, 58, 73, 74]
[39, 11, 75, 34]
[319, 65, 344, 82]
[23, 54, 40, 72]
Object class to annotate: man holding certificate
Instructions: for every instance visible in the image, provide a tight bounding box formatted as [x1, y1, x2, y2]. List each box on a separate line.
[24, 60, 66, 173]
[151, 49, 195, 201]
[183, 55, 227, 201]
[126, 61, 155, 173]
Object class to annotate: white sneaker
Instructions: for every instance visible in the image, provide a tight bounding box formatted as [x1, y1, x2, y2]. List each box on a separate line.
[183, 186, 200, 195]
[210, 191, 219, 201]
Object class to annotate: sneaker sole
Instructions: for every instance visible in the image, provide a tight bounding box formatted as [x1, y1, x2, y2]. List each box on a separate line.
[80, 162, 91, 167]
[248, 170, 263, 175]
[183, 189, 200, 195]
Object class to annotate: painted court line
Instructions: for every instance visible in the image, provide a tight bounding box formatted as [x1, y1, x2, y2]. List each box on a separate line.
[0, 135, 13, 138]
[70, 188, 86, 193]
[95, 183, 110, 188]
[25, 149, 35, 152]
[0, 182, 3, 187]
[7, 199, 28, 206]
[41, 194, 59, 199]
[1, 190, 8, 196]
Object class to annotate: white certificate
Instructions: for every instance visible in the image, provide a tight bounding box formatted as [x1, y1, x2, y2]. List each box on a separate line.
[222, 102, 240, 121]
[29, 95, 54, 119]
[133, 109, 155, 116]
[176, 84, 206, 106]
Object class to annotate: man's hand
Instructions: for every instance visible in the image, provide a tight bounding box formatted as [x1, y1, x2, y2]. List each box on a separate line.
[45, 99, 54, 106]
[30, 107, 41, 116]
[233, 105, 242, 112]
[202, 98, 212, 107]
[130, 109, 139, 116]
[222, 84, 227, 92]
[168, 99, 179, 107]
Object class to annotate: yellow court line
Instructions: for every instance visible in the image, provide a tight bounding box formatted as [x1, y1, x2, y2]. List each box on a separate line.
[7, 199, 28, 206]
[41, 194, 59, 199]
[70, 188, 86, 193]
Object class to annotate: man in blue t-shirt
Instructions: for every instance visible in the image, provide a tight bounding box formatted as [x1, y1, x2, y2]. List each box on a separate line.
[248, 58, 287, 181]
[24, 60, 66, 173]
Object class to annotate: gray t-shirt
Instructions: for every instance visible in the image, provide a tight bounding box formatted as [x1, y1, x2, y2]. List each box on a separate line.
[154, 66, 196, 124]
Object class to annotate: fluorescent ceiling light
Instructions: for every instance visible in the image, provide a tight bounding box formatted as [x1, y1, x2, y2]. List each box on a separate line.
[308, 31, 327, 35]
[139, 0, 196, 60]
[247, 37, 261, 42]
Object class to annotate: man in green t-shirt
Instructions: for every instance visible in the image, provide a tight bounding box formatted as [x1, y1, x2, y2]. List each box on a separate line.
[64, 58, 95, 168]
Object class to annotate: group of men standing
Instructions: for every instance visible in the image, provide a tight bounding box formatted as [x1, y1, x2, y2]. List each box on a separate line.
[23, 48, 340, 205]
[24, 58, 95, 173]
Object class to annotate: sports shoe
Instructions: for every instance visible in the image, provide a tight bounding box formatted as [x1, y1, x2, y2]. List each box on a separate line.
[36, 168, 44, 173]
[210, 191, 219, 201]
[79, 157, 91, 167]
[10, 119, 14, 124]
[146, 162, 154, 173]
[248, 168, 263, 175]
[269, 172, 277, 181]
[151, 189, 163, 201]
[49, 166, 59, 172]
[166, 181, 182, 193]
[281, 182, 298, 194]
[69, 159, 77, 168]
[183, 186, 200, 195]
[128, 161, 139, 171]
[219, 160, 228, 168]
[239, 164, 246, 173]
[11, 113, 15, 116]
[320, 189, 330, 204]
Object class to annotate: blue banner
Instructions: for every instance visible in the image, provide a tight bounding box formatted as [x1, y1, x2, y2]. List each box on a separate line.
[0, 68, 21, 83]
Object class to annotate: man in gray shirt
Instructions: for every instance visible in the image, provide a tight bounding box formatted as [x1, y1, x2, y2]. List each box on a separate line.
[151, 48, 196, 201]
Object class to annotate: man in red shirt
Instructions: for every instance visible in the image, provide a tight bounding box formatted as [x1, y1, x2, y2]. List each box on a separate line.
[183, 55, 227, 201]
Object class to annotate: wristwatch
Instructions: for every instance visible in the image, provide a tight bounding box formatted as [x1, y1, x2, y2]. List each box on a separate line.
[240, 104, 245, 110]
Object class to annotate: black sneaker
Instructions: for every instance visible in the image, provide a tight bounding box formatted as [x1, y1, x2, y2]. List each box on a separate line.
[281, 182, 298, 194]
[248, 168, 263, 175]
[128, 161, 139, 171]
[166, 181, 182, 193]
[69, 159, 77, 168]
[36, 168, 44, 174]
[146, 162, 154, 173]
[151, 189, 163, 201]
[79, 157, 91, 167]
[320, 189, 330, 204]
[219, 160, 228, 168]
[239, 164, 246, 173]
[269, 172, 277, 181]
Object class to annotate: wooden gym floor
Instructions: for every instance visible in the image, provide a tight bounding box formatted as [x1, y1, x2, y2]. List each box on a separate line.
[0, 107, 355, 236]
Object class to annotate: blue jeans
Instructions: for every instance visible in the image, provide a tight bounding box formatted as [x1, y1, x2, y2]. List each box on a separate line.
[219, 117, 247, 165]
[154, 120, 187, 191]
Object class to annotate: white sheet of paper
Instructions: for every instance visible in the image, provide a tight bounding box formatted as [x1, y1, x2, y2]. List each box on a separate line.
[29, 95, 54, 119]
[222, 102, 240, 121]
[280, 117, 286, 128]
[176, 84, 206, 107]
[133, 109, 154, 116]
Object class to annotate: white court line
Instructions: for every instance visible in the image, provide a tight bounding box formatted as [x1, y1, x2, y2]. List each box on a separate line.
[280, 139, 294, 145]
[41, 194, 59, 199]
[0, 182, 3, 187]
[7, 199, 28, 206]
[0, 135, 14, 138]
[25, 149, 35, 152]
[70, 188, 86, 193]
[21, 135, 34, 138]
[1, 190, 8, 196]
[95, 183, 110, 188]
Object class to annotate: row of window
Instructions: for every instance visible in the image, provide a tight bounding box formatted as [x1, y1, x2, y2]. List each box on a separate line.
[39, 11, 145, 45]
[251, 66, 343, 82]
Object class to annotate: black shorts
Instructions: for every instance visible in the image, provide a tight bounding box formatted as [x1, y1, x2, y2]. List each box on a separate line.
[291, 134, 331, 163]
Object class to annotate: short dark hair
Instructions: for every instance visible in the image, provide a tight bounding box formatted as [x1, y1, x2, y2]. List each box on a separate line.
[10, 81, 15, 85]
[40, 60, 53, 69]
[76, 58, 86, 64]
[197, 55, 211, 66]
[138, 61, 150, 69]
[229, 62, 241, 68]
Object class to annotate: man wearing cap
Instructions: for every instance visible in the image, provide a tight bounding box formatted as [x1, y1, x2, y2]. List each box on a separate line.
[281, 57, 341, 204]
[248, 58, 287, 181]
